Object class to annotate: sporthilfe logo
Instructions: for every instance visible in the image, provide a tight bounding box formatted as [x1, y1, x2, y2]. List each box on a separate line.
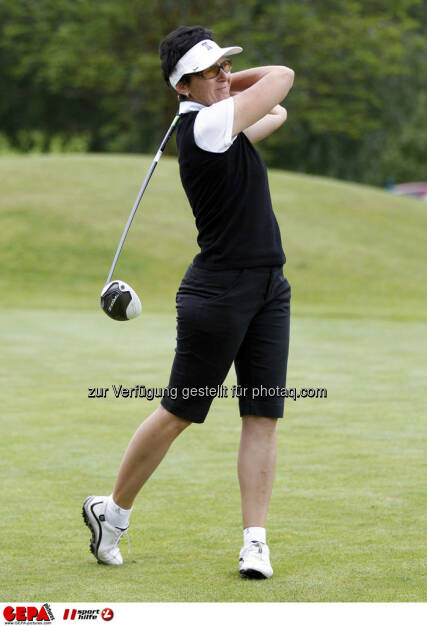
[62, 608, 114, 621]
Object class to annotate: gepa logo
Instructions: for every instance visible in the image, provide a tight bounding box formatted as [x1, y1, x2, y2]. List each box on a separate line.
[3, 604, 54, 622]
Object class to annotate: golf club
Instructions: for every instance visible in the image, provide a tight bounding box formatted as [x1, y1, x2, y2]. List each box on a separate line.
[100, 113, 181, 321]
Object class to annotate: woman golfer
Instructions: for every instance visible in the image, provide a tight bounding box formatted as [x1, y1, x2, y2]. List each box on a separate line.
[83, 25, 294, 579]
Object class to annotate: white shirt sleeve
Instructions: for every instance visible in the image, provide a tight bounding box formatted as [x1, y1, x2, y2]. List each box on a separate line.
[193, 97, 236, 153]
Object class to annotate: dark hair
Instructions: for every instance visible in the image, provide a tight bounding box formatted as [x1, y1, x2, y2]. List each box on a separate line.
[159, 25, 214, 101]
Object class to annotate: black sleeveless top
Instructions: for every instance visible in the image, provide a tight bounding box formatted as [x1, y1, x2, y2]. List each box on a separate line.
[176, 111, 286, 269]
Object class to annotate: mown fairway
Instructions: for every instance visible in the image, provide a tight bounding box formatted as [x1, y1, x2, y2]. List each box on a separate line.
[1, 155, 426, 602]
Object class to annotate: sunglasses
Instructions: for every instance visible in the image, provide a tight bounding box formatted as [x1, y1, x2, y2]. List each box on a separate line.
[193, 59, 232, 80]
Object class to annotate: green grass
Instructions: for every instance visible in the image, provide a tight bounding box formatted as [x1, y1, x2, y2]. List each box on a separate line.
[1, 154, 426, 320]
[0, 155, 426, 602]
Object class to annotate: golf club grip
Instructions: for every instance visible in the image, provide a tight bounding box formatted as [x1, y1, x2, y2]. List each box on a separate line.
[105, 113, 181, 285]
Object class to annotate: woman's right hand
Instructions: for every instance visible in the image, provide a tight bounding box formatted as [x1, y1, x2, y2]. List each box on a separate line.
[232, 66, 294, 138]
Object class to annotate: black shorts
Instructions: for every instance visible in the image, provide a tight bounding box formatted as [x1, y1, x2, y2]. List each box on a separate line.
[161, 264, 291, 423]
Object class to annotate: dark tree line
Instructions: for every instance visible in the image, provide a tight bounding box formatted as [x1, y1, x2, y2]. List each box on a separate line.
[0, 0, 426, 185]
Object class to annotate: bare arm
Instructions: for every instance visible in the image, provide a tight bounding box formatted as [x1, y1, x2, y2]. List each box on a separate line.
[230, 99, 287, 144]
[231, 66, 294, 139]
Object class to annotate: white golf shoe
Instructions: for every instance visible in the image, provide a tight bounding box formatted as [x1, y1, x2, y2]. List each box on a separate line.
[82, 495, 128, 565]
[239, 541, 273, 579]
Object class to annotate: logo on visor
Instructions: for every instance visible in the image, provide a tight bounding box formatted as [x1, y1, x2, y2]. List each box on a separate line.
[201, 41, 214, 51]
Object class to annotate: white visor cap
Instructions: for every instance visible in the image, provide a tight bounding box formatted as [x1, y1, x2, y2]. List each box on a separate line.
[169, 39, 243, 88]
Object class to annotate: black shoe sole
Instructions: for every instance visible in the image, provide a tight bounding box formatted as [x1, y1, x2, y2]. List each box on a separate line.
[239, 568, 268, 579]
[82, 496, 99, 561]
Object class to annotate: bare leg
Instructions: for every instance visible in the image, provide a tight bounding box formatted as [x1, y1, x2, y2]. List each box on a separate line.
[113, 405, 191, 509]
[238, 416, 277, 528]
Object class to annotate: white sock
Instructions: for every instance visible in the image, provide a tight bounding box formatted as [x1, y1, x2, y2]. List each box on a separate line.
[105, 494, 133, 529]
[243, 526, 266, 546]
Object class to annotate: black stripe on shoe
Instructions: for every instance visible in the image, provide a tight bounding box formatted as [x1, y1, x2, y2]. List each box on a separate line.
[82, 497, 97, 557]
[239, 569, 267, 579]
[89, 499, 104, 559]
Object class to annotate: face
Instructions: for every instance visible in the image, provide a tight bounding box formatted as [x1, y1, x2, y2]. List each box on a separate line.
[177, 56, 232, 106]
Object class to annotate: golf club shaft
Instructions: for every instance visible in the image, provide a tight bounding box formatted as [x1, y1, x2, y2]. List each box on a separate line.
[106, 113, 181, 285]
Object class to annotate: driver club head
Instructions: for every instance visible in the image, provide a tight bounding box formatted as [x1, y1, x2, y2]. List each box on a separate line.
[100, 280, 142, 321]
